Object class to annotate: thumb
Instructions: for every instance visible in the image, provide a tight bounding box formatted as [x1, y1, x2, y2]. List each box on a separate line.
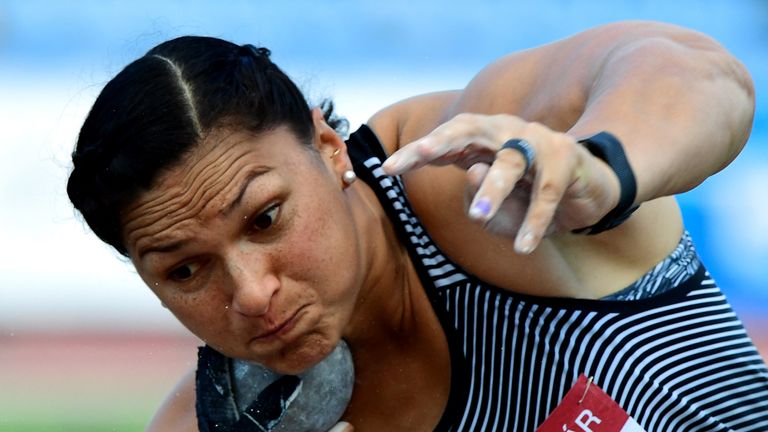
[328, 421, 354, 432]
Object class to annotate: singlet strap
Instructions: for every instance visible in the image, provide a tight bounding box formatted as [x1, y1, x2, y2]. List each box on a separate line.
[347, 125, 470, 290]
[347, 123, 389, 162]
[346, 124, 471, 430]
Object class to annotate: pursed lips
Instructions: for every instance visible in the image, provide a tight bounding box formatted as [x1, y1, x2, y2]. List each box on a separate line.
[252, 305, 307, 340]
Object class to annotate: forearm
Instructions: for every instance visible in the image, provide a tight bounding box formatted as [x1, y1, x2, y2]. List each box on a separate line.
[382, 22, 755, 252]
[567, 26, 755, 204]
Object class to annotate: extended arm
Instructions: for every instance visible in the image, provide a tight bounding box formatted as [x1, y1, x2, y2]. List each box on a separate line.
[562, 21, 754, 202]
[383, 21, 754, 254]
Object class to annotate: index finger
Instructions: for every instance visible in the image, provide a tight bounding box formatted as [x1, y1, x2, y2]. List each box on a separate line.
[382, 133, 500, 175]
[381, 113, 522, 175]
[381, 136, 441, 175]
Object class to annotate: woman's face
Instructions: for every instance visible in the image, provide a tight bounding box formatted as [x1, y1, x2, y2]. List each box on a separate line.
[122, 123, 363, 374]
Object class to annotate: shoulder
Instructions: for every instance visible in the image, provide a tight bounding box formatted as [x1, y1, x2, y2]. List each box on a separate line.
[366, 21, 719, 144]
[366, 90, 462, 154]
[358, 21, 698, 296]
[146, 368, 198, 432]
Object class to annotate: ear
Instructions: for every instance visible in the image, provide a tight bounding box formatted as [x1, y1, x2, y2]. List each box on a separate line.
[310, 107, 353, 180]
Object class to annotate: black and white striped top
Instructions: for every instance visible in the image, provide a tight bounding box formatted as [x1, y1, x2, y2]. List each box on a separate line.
[348, 125, 768, 432]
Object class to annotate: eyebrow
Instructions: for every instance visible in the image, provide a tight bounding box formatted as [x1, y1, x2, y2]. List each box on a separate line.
[221, 169, 267, 217]
[139, 240, 186, 260]
[137, 169, 268, 261]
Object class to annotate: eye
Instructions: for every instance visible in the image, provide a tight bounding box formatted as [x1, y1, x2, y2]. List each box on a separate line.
[168, 262, 201, 282]
[252, 204, 280, 231]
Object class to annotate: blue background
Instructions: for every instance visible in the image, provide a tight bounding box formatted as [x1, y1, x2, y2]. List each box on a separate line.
[1, 0, 765, 330]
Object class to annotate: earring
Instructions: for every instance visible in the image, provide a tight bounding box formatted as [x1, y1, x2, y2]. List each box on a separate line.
[342, 170, 357, 186]
[330, 148, 341, 159]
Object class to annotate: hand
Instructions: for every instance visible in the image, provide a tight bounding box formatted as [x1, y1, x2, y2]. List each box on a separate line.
[381, 113, 621, 254]
[328, 422, 354, 432]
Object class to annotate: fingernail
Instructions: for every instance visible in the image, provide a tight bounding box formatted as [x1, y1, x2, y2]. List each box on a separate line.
[382, 155, 400, 172]
[329, 422, 353, 432]
[515, 230, 536, 254]
[469, 198, 492, 220]
[384, 154, 413, 174]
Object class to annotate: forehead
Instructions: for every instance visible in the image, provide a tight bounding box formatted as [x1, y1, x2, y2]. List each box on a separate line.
[121, 126, 312, 255]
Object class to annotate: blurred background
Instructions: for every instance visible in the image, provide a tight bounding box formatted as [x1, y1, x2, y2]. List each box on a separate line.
[1, 1, 766, 430]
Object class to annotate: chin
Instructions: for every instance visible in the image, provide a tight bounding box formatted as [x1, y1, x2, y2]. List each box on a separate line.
[270, 336, 337, 375]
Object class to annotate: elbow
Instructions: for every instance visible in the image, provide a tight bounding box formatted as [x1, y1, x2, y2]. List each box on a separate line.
[675, 28, 756, 163]
[695, 48, 755, 171]
[728, 53, 755, 105]
[630, 27, 756, 165]
[715, 53, 755, 167]
[677, 27, 756, 141]
[730, 55, 755, 128]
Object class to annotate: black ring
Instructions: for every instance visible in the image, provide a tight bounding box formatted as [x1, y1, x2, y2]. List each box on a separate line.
[499, 138, 536, 175]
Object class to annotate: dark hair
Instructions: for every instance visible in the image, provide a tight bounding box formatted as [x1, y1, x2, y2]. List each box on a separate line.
[67, 36, 347, 256]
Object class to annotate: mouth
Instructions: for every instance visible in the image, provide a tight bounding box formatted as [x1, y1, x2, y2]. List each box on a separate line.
[253, 306, 306, 342]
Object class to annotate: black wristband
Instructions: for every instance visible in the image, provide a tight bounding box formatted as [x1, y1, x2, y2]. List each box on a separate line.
[572, 131, 640, 235]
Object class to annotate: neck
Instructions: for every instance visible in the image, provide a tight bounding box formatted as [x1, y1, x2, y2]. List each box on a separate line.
[336, 181, 452, 430]
[341, 181, 415, 349]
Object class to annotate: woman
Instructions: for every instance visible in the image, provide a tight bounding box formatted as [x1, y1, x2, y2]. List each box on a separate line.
[67, 20, 768, 431]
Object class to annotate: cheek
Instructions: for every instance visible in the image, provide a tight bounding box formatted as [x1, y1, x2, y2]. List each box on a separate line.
[280, 192, 361, 304]
[155, 287, 231, 341]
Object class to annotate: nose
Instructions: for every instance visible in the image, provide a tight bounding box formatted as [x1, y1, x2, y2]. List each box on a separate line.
[227, 250, 280, 317]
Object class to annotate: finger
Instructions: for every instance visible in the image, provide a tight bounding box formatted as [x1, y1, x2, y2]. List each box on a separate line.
[382, 116, 502, 175]
[381, 136, 438, 174]
[514, 138, 575, 254]
[328, 421, 354, 432]
[467, 147, 529, 222]
[383, 134, 494, 175]
[466, 162, 490, 190]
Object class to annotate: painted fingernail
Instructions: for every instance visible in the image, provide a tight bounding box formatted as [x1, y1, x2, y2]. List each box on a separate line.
[515, 230, 536, 254]
[469, 198, 492, 220]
